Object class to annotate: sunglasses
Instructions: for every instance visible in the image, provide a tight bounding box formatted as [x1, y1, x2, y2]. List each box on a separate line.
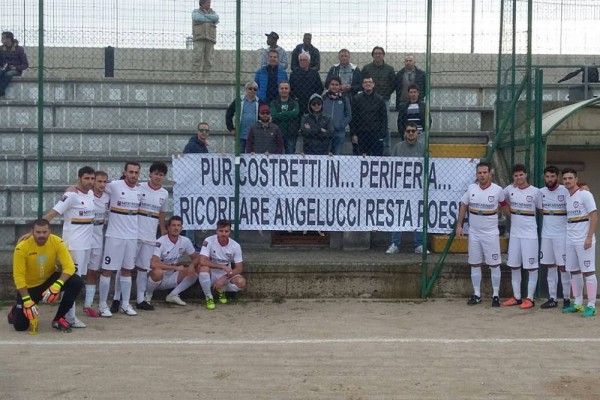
[198, 128, 209, 133]
[310, 102, 322, 106]
[247, 87, 257, 91]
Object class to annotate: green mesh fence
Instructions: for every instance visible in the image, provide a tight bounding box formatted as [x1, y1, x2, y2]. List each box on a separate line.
[0, 1, 598, 267]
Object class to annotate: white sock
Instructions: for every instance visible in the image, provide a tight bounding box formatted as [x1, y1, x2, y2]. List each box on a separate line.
[199, 272, 213, 299]
[66, 302, 76, 321]
[170, 274, 198, 296]
[113, 270, 122, 301]
[136, 270, 148, 304]
[224, 283, 241, 292]
[490, 266, 501, 297]
[560, 269, 571, 299]
[146, 277, 161, 298]
[546, 267, 558, 300]
[511, 269, 522, 299]
[471, 267, 482, 297]
[84, 284, 96, 308]
[120, 275, 132, 307]
[99, 275, 111, 309]
[585, 275, 597, 308]
[527, 270, 538, 300]
[572, 273, 584, 306]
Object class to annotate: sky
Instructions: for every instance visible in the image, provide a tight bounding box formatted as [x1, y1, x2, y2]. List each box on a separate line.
[1, 0, 599, 54]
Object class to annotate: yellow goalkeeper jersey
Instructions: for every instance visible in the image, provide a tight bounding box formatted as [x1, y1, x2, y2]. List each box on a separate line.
[13, 234, 75, 289]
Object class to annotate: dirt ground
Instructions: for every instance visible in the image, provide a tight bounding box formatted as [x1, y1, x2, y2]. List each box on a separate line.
[1, 298, 599, 400]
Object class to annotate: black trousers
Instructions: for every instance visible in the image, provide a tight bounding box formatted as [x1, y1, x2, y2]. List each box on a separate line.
[12, 272, 84, 331]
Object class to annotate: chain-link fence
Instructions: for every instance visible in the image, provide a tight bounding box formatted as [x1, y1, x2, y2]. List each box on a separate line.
[2, 1, 600, 289]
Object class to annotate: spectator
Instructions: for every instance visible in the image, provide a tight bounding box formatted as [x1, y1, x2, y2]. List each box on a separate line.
[191, 0, 219, 73]
[245, 104, 284, 154]
[226, 81, 260, 152]
[395, 53, 426, 108]
[290, 52, 323, 115]
[183, 121, 210, 154]
[386, 122, 429, 254]
[260, 32, 288, 70]
[350, 76, 387, 156]
[291, 33, 320, 72]
[361, 46, 395, 155]
[0, 31, 28, 98]
[322, 76, 352, 155]
[255, 50, 288, 105]
[397, 84, 431, 138]
[326, 48, 362, 95]
[270, 81, 300, 154]
[300, 94, 334, 155]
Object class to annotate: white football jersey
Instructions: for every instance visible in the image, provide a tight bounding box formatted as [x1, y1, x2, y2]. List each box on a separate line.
[153, 234, 196, 265]
[104, 180, 141, 239]
[91, 191, 110, 249]
[504, 184, 542, 239]
[52, 189, 95, 250]
[567, 189, 597, 243]
[138, 182, 169, 243]
[461, 183, 506, 235]
[200, 234, 243, 265]
[540, 184, 568, 239]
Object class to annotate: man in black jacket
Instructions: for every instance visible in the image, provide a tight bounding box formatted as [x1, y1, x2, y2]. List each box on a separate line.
[395, 53, 426, 109]
[397, 84, 431, 139]
[350, 76, 387, 156]
[183, 122, 210, 154]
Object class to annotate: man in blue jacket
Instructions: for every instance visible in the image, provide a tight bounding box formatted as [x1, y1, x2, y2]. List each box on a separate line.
[323, 77, 352, 155]
[255, 50, 288, 105]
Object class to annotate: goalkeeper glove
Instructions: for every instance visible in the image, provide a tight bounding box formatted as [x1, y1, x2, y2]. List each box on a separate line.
[22, 296, 39, 320]
[42, 279, 64, 304]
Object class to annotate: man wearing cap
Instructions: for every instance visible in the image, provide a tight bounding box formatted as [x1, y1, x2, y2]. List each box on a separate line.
[191, 0, 219, 72]
[291, 33, 320, 72]
[260, 32, 288, 70]
[245, 105, 284, 154]
[255, 50, 288, 105]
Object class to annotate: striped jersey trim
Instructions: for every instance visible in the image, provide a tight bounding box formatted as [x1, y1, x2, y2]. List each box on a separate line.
[510, 209, 535, 217]
[568, 216, 589, 224]
[542, 210, 567, 216]
[110, 207, 138, 216]
[469, 209, 497, 216]
[138, 210, 160, 219]
[71, 218, 94, 225]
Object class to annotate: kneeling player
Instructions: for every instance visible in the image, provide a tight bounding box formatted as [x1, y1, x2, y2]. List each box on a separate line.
[199, 219, 246, 310]
[145, 216, 199, 306]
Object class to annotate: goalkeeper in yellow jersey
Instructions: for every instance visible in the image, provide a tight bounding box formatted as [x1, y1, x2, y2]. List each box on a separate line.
[8, 219, 83, 333]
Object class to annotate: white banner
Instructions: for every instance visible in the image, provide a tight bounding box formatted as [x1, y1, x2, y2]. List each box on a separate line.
[173, 154, 477, 232]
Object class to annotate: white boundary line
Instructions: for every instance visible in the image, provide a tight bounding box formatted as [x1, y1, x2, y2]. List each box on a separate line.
[1, 337, 600, 346]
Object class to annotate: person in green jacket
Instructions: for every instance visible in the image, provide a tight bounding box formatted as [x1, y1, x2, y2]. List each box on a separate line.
[270, 81, 300, 154]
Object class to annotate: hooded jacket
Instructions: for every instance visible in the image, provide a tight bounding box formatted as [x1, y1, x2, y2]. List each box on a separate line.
[0, 40, 28, 75]
[300, 94, 334, 155]
[322, 90, 352, 133]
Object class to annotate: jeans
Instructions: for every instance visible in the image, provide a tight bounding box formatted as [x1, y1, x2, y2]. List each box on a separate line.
[283, 135, 298, 154]
[329, 130, 346, 155]
[0, 69, 19, 96]
[391, 231, 423, 248]
[383, 99, 391, 155]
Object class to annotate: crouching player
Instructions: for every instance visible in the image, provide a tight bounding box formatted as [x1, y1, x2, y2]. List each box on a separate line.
[145, 216, 200, 306]
[9, 219, 84, 332]
[199, 219, 246, 310]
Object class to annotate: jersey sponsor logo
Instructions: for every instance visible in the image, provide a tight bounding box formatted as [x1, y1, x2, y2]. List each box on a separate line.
[488, 196, 495, 202]
[60, 195, 68, 202]
[79, 210, 84, 216]
[585, 260, 591, 267]
[558, 195, 565, 202]
[526, 196, 533, 202]
[202, 240, 208, 247]
[155, 242, 161, 248]
[492, 254, 498, 260]
[529, 258, 535, 265]
[573, 201, 580, 208]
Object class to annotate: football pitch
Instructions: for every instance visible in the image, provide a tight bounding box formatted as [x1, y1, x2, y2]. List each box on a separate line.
[1, 298, 598, 400]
